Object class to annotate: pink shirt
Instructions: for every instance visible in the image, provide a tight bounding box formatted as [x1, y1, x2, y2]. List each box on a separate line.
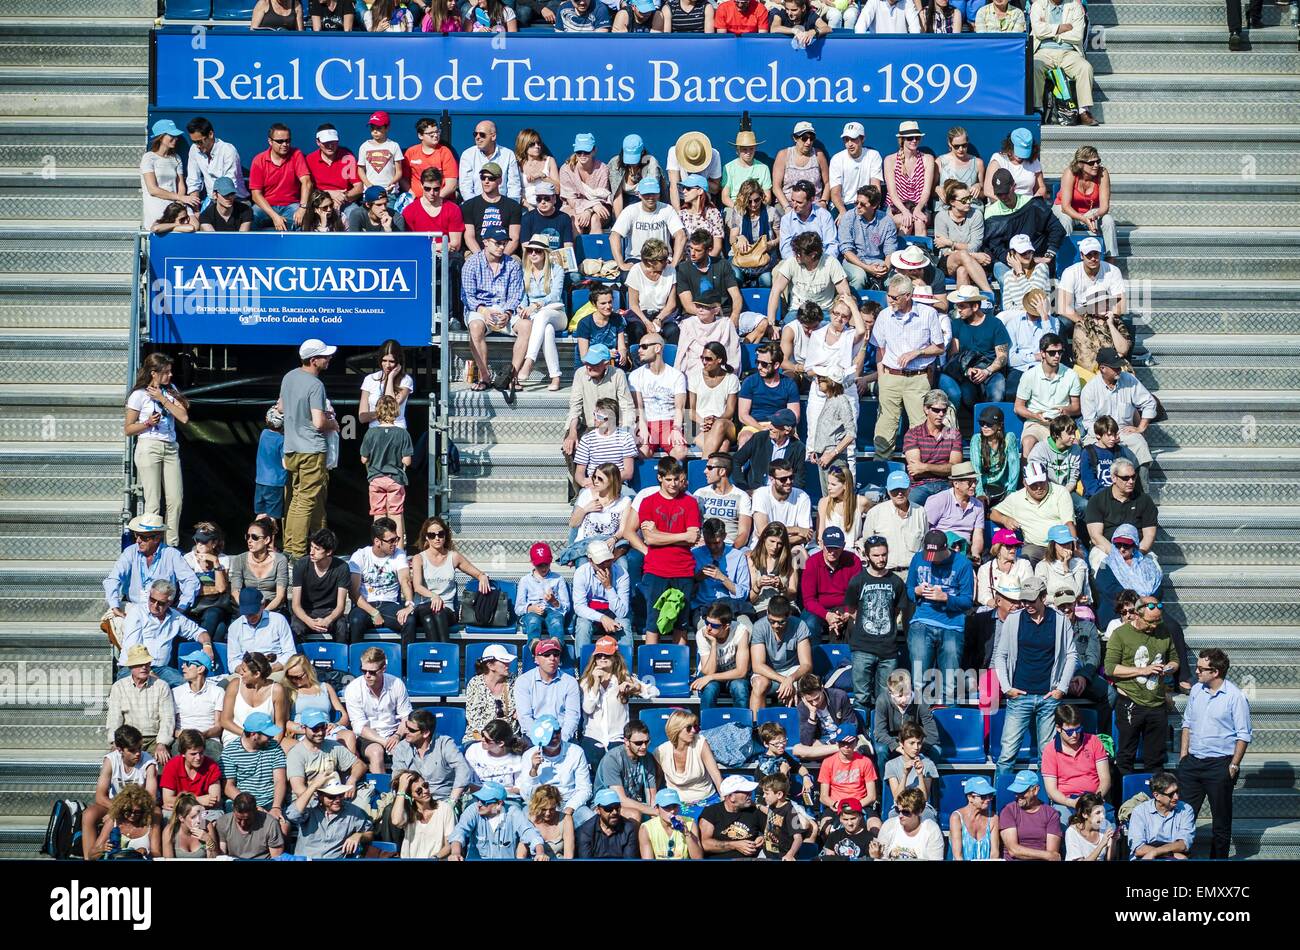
[1039, 732, 1107, 797]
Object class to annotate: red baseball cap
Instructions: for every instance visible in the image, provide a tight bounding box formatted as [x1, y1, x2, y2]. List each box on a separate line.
[838, 798, 864, 814]
[530, 542, 553, 566]
[532, 637, 562, 657]
[593, 636, 619, 656]
[368, 110, 391, 127]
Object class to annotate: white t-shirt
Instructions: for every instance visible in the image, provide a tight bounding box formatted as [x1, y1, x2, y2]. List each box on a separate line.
[573, 488, 633, 541]
[666, 148, 723, 180]
[358, 139, 404, 189]
[695, 622, 747, 675]
[348, 546, 409, 604]
[630, 364, 688, 422]
[612, 202, 685, 259]
[989, 154, 1042, 196]
[876, 816, 945, 860]
[829, 147, 884, 199]
[752, 486, 813, 531]
[693, 484, 752, 543]
[688, 370, 740, 420]
[465, 743, 525, 790]
[774, 254, 848, 312]
[173, 679, 225, 733]
[1058, 261, 1125, 313]
[1065, 819, 1114, 861]
[360, 372, 416, 428]
[625, 264, 678, 314]
[140, 151, 183, 227]
[106, 748, 158, 798]
[126, 387, 181, 442]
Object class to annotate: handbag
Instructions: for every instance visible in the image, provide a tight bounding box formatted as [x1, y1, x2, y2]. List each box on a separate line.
[459, 587, 515, 628]
[733, 234, 771, 271]
[1044, 66, 1080, 127]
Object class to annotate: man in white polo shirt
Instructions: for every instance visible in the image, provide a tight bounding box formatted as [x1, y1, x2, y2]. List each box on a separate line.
[828, 122, 884, 216]
[1013, 331, 1081, 458]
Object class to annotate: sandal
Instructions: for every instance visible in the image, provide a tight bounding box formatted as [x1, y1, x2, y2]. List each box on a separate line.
[470, 381, 488, 392]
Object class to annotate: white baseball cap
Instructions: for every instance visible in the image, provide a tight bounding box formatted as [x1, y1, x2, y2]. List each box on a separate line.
[299, 339, 337, 360]
[841, 121, 865, 140]
[720, 775, 758, 796]
[1024, 461, 1049, 485]
[316, 128, 339, 143]
[1078, 236, 1103, 256]
[1009, 234, 1035, 254]
[792, 121, 816, 136]
[481, 644, 517, 665]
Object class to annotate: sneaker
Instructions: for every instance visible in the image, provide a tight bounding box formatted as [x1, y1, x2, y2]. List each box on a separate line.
[1228, 31, 1244, 50]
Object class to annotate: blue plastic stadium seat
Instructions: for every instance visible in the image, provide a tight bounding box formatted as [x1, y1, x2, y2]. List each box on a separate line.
[405, 643, 461, 699]
[803, 460, 823, 507]
[642, 707, 678, 749]
[813, 643, 851, 679]
[973, 401, 1022, 444]
[860, 290, 888, 309]
[301, 641, 348, 675]
[755, 707, 798, 747]
[856, 400, 880, 454]
[577, 233, 613, 264]
[212, 0, 255, 18]
[462, 579, 518, 636]
[742, 287, 772, 322]
[168, 0, 214, 16]
[855, 458, 906, 494]
[663, 343, 678, 366]
[1076, 706, 1099, 736]
[741, 343, 760, 375]
[349, 642, 401, 678]
[578, 642, 634, 674]
[994, 770, 1020, 812]
[686, 458, 708, 493]
[212, 642, 228, 675]
[366, 772, 391, 795]
[636, 644, 691, 698]
[933, 707, 987, 764]
[430, 706, 467, 743]
[987, 706, 1034, 762]
[1122, 772, 1153, 802]
[633, 456, 661, 491]
[938, 773, 984, 828]
[900, 235, 935, 253]
[881, 781, 894, 817]
[1055, 234, 1086, 278]
[700, 707, 754, 732]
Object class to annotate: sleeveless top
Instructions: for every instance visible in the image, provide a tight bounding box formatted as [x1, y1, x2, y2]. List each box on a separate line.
[625, 10, 655, 31]
[781, 150, 823, 202]
[223, 681, 275, 747]
[291, 686, 331, 722]
[655, 739, 713, 803]
[259, 0, 299, 29]
[893, 152, 926, 206]
[416, 550, 459, 605]
[958, 812, 992, 860]
[171, 835, 207, 859]
[668, 0, 708, 32]
[1062, 176, 1101, 214]
[822, 502, 864, 553]
[537, 825, 566, 858]
[644, 815, 694, 859]
[106, 749, 156, 797]
[805, 325, 857, 382]
[930, 7, 957, 32]
[937, 155, 980, 204]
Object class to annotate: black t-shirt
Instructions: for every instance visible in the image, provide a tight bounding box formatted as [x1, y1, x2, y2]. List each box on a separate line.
[291, 556, 351, 614]
[676, 256, 739, 318]
[843, 570, 906, 657]
[309, 0, 348, 29]
[761, 800, 801, 857]
[698, 802, 765, 858]
[199, 201, 252, 232]
[356, 213, 409, 233]
[773, 6, 821, 30]
[821, 825, 876, 860]
[521, 208, 575, 248]
[462, 195, 524, 238]
[1084, 489, 1158, 540]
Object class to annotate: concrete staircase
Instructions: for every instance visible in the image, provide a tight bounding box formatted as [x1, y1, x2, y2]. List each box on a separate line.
[0, 0, 151, 856]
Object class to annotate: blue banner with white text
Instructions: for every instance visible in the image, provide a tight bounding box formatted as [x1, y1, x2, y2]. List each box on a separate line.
[152, 30, 1028, 118]
[148, 232, 436, 346]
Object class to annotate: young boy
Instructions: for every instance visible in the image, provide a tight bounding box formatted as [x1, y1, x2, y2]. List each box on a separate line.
[254, 405, 287, 531]
[883, 721, 938, 821]
[1080, 414, 1138, 499]
[357, 110, 406, 210]
[1027, 414, 1084, 515]
[358, 395, 414, 544]
[819, 798, 877, 860]
[753, 721, 814, 804]
[757, 772, 805, 861]
[816, 725, 880, 827]
[514, 542, 571, 647]
[81, 725, 158, 860]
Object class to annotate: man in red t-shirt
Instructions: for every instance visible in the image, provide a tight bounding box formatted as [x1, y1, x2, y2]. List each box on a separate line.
[402, 167, 465, 252]
[404, 117, 460, 202]
[817, 726, 879, 814]
[161, 728, 223, 814]
[637, 456, 701, 645]
[715, 0, 770, 34]
[305, 123, 364, 231]
[249, 122, 312, 231]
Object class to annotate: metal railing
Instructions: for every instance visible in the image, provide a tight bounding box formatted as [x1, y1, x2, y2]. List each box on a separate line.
[120, 230, 150, 544]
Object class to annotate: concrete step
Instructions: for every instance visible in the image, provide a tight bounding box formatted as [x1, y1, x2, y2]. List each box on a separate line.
[1150, 476, 1300, 506]
[0, 500, 121, 561]
[0, 274, 132, 331]
[449, 472, 573, 505]
[0, 233, 136, 277]
[1180, 628, 1300, 688]
[1119, 230, 1300, 280]
[1088, 4, 1292, 26]
[1093, 96, 1300, 126]
[0, 66, 147, 118]
[0, 116, 143, 169]
[1134, 310, 1300, 335]
[1154, 506, 1300, 566]
[1042, 124, 1300, 177]
[1101, 176, 1300, 228]
[0, 331, 131, 384]
[1136, 361, 1300, 392]
[0, 706, 109, 750]
[0, 1, 155, 16]
[0, 25, 150, 68]
[1158, 564, 1300, 627]
[0, 171, 142, 223]
[0, 442, 124, 502]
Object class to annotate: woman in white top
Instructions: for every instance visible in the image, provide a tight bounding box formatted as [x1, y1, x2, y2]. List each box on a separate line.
[817, 464, 872, 551]
[625, 239, 680, 345]
[873, 787, 945, 860]
[464, 718, 528, 793]
[1035, 528, 1091, 605]
[518, 237, 569, 390]
[975, 529, 1035, 607]
[653, 709, 724, 821]
[219, 652, 288, 748]
[578, 637, 659, 767]
[563, 463, 635, 568]
[687, 342, 741, 456]
[358, 340, 414, 428]
[411, 516, 492, 643]
[390, 771, 455, 859]
[516, 128, 562, 211]
[124, 352, 190, 547]
[983, 129, 1048, 200]
[803, 295, 866, 445]
[140, 119, 197, 228]
[1064, 793, 1117, 861]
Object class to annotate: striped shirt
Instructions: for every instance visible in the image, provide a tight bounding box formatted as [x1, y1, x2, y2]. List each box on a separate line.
[574, 427, 638, 476]
[221, 738, 286, 810]
[902, 424, 963, 488]
[870, 305, 946, 371]
[998, 263, 1052, 313]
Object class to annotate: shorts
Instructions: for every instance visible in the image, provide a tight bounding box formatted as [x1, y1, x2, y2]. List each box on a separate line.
[254, 483, 285, 518]
[1022, 421, 1051, 447]
[465, 310, 522, 333]
[368, 475, 407, 515]
[737, 310, 767, 335]
[641, 419, 682, 454]
[640, 573, 695, 634]
[759, 664, 802, 694]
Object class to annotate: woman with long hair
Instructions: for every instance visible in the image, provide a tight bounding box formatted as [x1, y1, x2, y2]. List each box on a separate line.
[184, 521, 232, 642]
[687, 341, 741, 456]
[1065, 792, 1117, 861]
[92, 784, 161, 859]
[515, 128, 562, 211]
[559, 132, 613, 235]
[359, 339, 414, 428]
[804, 295, 867, 445]
[984, 128, 1047, 200]
[748, 523, 800, 613]
[140, 120, 197, 229]
[250, 0, 303, 29]
[162, 793, 213, 859]
[884, 122, 936, 236]
[818, 464, 871, 552]
[571, 398, 637, 492]
[561, 461, 634, 566]
[653, 708, 724, 821]
[299, 189, 345, 232]
[678, 174, 725, 257]
[809, 369, 857, 493]
[386, 770, 455, 858]
[463, 646, 518, 744]
[125, 352, 191, 547]
[922, 0, 961, 32]
[229, 517, 289, 614]
[364, 0, 415, 30]
[411, 516, 492, 644]
[936, 125, 985, 207]
[280, 653, 355, 754]
[725, 177, 781, 287]
[219, 651, 288, 747]
[464, 717, 528, 791]
[464, 0, 517, 32]
[526, 784, 574, 859]
[150, 201, 197, 234]
[518, 237, 567, 391]
[310, 0, 354, 30]
[420, 0, 463, 31]
[934, 179, 993, 293]
[970, 404, 1020, 508]
[578, 637, 658, 767]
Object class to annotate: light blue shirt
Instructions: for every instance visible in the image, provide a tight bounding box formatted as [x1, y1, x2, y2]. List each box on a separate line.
[283, 800, 371, 859]
[458, 145, 523, 202]
[119, 605, 207, 667]
[103, 544, 199, 612]
[1183, 679, 1253, 759]
[779, 204, 839, 261]
[515, 570, 572, 616]
[691, 543, 752, 609]
[572, 560, 631, 623]
[1127, 799, 1195, 858]
[450, 804, 543, 859]
[517, 740, 592, 813]
[226, 611, 297, 666]
[514, 667, 582, 742]
[999, 310, 1062, 372]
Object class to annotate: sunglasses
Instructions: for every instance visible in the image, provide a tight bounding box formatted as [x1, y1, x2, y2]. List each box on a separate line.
[771, 475, 793, 483]
[270, 137, 291, 144]
[1140, 602, 1164, 611]
[246, 533, 265, 541]
[795, 133, 815, 141]
[897, 809, 916, 818]
[479, 173, 500, 181]
[927, 405, 948, 413]
[148, 597, 170, 608]
[1062, 725, 1083, 736]
[537, 194, 556, 202]
[705, 620, 726, 629]
[426, 531, 446, 539]
[1043, 348, 1065, 356]
[952, 142, 970, 150]
[887, 293, 911, 302]
[474, 131, 490, 139]
[1114, 474, 1136, 482]
[756, 360, 774, 368]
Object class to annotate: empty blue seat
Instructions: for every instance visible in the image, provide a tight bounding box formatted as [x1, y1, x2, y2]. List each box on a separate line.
[860, 290, 888, 309]
[742, 287, 771, 318]
[350, 642, 401, 678]
[1122, 772, 1153, 802]
[803, 460, 823, 507]
[973, 401, 1022, 444]
[212, 642, 228, 675]
[740, 343, 760, 375]
[578, 642, 633, 673]
[464, 640, 521, 676]
[813, 643, 851, 679]
[686, 458, 708, 493]
[577, 233, 613, 264]
[641, 707, 678, 750]
[700, 707, 754, 732]
[636, 644, 691, 698]
[933, 707, 987, 764]
[1076, 706, 1099, 736]
[169, 0, 214, 16]
[938, 772, 985, 828]
[633, 456, 661, 491]
[663, 343, 678, 367]
[405, 643, 461, 700]
[900, 235, 935, 252]
[1054, 234, 1087, 278]
[856, 400, 880, 454]
[212, 0, 255, 18]
[300, 641, 348, 676]
[462, 579, 518, 636]
[430, 706, 467, 743]
[987, 706, 1034, 762]
[366, 772, 391, 795]
[755, 707, 798, 747]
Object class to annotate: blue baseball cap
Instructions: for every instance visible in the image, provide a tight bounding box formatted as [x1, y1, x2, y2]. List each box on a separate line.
[681, 173, 709, 191]
[212, 176, 237, 197]
[622, 134, 645, 164]
[654, 788, 682, 808]
[531, 714, 561, 749]
[179, 650, 213, 671]
[298, 708, 330, 729]
[1007, 769, 1041, 793]
[886, 470, 911, 492]
[572, 132, 597, 153]
[1010, 127, 1034, 159]
[632, 0, 658, 11]
[362, 185, 387, 205]
[963, 776, 996, 796]
[583, 343, 612, 365]
[769, 408, 797, 429]
[593, 788, 621, 808]
[834, 724, 858, 744]
[637, 177, 661, 196]
[151, 119, 184, 139]
[237, 587, 264, 616]
[481, 226, 509, 243]
[1047, 524, 1075, 545]
[473, 781, 507, 803]
[242, 711, 282, 738]
[822, 526, 846, 549]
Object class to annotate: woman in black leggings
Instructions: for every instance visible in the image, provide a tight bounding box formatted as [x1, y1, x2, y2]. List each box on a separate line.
[411, 516, 494, 642]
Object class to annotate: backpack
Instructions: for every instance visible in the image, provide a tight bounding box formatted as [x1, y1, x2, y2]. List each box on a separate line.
[459, 587, 515, 628]
[40, 799, 86, 860]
